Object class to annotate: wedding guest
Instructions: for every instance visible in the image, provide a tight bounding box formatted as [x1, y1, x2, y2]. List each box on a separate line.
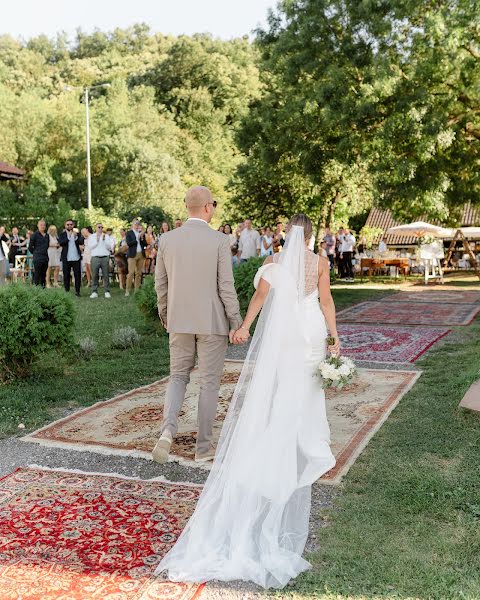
[88, 223, 114, 299]
[175, 219, 183, 229]
[218, 225, 225, 233]
[336, 227, 345, 279]
[0, 226, 9, 286]
[8, 227, 24, 266]
[319, 239, 328, 258]
[46, 225, 61, 288]
[145, 224, 156, 274]
[29, 219, 49, 287]
[114, 233, 128, 290]
[324, 227, 336, 270]
[231, 246, 240, 267]
[223, 224, 237, 249]
[80, 227, 93, 287]
[59, 220, 84, 296]
[378, 237, 388, 253]
[341, 228, 356, 282]
[273, 221, 285, 253]
[161, 222, 170, 234]
[260, 226, 274, 257]
[238, 219, 261, 263]
[125, 219, 146, 296]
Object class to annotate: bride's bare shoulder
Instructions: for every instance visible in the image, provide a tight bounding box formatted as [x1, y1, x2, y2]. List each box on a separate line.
[263, 256, 274, 265]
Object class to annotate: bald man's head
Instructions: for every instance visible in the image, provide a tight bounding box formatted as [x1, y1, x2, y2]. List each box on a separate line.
[184, 186, 216, 223]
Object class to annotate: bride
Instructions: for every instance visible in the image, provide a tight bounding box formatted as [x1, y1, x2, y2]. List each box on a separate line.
[156, 214, 341, 589]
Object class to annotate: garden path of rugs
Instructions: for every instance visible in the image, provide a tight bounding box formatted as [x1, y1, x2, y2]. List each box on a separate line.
[1, 286, 468, 600]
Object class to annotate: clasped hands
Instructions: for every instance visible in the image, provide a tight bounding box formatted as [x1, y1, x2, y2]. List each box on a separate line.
[229, 326, 250, 345]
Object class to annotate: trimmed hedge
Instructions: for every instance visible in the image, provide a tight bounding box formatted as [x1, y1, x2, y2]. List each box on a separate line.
[136, 258, 265, 324]
[0, 283, 75, 380]
[233, 257, 264, 315]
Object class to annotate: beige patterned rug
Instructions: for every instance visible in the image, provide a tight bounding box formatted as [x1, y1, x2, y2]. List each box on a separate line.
[23, 361, 420, 484]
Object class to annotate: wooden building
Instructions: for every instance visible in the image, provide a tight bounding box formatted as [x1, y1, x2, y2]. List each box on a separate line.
[0, 161, 25, 181]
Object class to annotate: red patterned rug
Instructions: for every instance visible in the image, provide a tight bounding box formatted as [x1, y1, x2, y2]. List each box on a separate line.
[383, 290, 480, 304]
[337, 301, 480, 326]
[0, 467, 204, 600]
[339, 324, 450, 363]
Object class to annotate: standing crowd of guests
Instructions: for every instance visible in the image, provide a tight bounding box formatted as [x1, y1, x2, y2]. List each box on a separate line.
[0, 217, 358, 290]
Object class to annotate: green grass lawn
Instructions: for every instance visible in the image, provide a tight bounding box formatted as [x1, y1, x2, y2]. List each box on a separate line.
[0, 287, 170, 437]
[294, 317, 480, 599]
[0, 283, 387, 438]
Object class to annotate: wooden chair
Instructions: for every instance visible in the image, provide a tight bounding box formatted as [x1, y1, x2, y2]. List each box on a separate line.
[10, 255, 29, 283]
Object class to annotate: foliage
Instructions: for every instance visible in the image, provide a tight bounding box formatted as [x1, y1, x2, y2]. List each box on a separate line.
[233, 257, 264, 316]
[0, 29, 261, 227]
[358, 226, 385, 250]
[77, 336, 97, 359]
[232, 0, 480, 226]
[111, 326, 141, 349]
[135, 275, 160, 322]
[0, 287, 170, 437]
[0, 284, 75, 380]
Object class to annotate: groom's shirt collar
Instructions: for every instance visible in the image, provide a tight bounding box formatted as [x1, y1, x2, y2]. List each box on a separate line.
[186, 218, 208, 224]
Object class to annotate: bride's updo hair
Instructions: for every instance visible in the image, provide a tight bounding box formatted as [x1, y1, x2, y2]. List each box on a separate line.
[286, 214, 313, 242]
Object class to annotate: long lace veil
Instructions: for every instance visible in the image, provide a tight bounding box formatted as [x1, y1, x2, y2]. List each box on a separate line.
[157, 226, 330, 588]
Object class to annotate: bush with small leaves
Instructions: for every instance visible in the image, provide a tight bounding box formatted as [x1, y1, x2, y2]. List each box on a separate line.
[0, 283, 75, 380]
[111, 326, 141, 349]
[78, 337, 97, 359]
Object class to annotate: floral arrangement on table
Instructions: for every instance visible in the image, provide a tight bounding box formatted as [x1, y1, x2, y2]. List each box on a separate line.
[317, 336, 357, 390]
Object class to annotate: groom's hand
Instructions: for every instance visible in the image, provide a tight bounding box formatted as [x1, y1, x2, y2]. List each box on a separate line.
[233, 327, 250, 345]
[229, 329, 236, 344]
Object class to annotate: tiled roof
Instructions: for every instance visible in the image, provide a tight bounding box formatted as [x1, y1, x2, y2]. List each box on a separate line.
[365, 205, 480, 246]
[0, 161, 25, 180]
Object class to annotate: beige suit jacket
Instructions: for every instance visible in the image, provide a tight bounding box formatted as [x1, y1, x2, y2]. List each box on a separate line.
[155, 219, 242, 335]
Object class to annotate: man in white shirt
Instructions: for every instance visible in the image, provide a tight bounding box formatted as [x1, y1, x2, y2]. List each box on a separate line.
[238, 219, 261, 262]
[88, 223, 114, 298]
[378, 238, 388, 253]
[341, 228, 356, 281]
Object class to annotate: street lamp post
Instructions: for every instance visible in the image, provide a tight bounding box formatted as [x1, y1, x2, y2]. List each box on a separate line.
[65, 83, 110, 210]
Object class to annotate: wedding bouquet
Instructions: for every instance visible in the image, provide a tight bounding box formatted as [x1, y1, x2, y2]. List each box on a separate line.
[318, 336, 357, 390]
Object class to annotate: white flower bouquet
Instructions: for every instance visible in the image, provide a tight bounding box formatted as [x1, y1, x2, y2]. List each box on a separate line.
[318, 337, 357, 390]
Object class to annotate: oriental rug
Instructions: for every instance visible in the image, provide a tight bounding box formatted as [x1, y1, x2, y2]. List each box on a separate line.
[338, 324, 450, 363]
[0, 467, 203, 600]
[337, 300, 480, 326]
[23, 362, 420, 484]
[382, 290, 480, 305]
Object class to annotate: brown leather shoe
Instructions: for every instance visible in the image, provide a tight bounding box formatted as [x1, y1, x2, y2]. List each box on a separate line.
[152, 435, 172, 464]
[194, 445, 216, 463]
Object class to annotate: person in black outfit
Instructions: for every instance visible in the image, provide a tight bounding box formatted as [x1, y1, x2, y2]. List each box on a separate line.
[28, 219, 49, 287]
[58, 219, 84, 296]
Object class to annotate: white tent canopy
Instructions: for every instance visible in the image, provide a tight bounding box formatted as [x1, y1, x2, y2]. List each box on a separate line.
[386, 222, 452, 238]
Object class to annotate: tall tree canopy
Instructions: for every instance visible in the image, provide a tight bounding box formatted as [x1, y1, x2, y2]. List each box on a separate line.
[0, 27, 261, 227]
[232, 0, 480, 227]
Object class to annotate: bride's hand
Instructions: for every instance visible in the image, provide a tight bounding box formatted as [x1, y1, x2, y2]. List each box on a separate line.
[328, 336, 341, 356]
[233, 326, 250, 345]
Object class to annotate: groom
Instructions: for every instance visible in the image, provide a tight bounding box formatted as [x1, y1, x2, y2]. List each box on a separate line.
[153, 186, 243, 464]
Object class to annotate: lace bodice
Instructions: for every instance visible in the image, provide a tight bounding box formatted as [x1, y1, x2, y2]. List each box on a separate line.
[272, 250, 319, 297]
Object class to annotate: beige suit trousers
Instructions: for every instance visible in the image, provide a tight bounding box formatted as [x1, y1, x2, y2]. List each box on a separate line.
[162, 333, 228, 455]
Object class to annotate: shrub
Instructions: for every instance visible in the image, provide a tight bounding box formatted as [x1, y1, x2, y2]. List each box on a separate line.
[135, 275, 159, 321]
[0, 283, 75, 380]
[78, 336, 97, 359]
[112, 326, 141, 349]
[233, 257, 264, 315]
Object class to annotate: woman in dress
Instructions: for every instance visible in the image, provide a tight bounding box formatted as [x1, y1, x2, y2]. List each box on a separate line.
[223, 223, 237, 249]
[260, 225, 274, 257]
[81, 227, 93, 287]
[144, 225, 156, 274]
[158, 214, 340, 589]
[46, 225, 61, 288]
[114, 229, 128, 290]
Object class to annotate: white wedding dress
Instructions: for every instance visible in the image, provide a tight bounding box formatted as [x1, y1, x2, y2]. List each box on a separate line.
[156, 226, 336, 589]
